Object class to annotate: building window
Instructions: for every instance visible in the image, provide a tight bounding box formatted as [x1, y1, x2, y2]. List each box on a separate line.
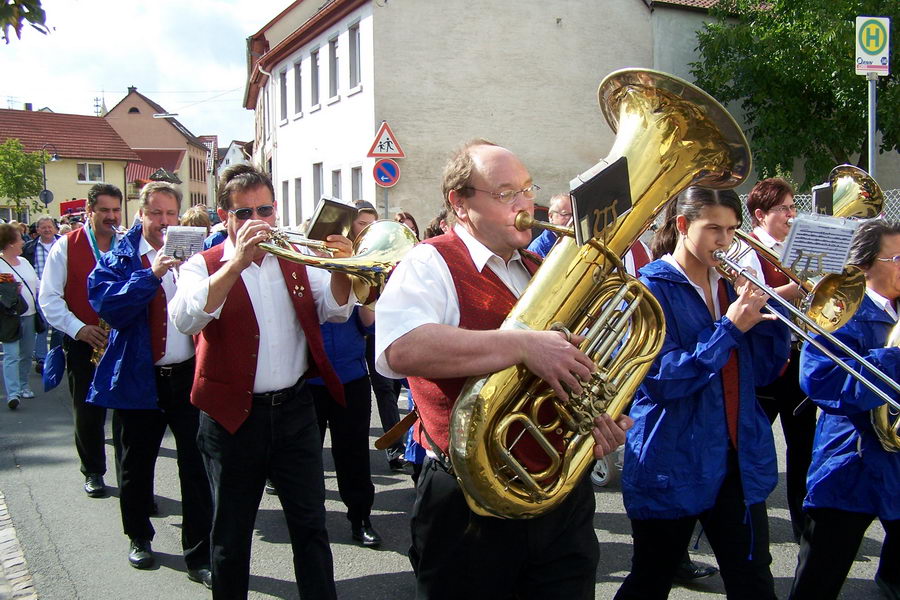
[351, 166, 362, 201]
[328, 37, 339, 98]
[294, 178, 302, 225]
[77, 162, 104, 183]
[349, 23, 360, 88]
[311, 49, 320, 106]
[331, 169, 341, 199]
[293, 61, 302, 114]
[128, 107, 140, 114]
[313, 163, 323, 202]
[282, 180, 289, 225]
[279, 69, 288, 121]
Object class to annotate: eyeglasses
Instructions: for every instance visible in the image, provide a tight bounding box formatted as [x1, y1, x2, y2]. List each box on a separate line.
[769, 204, 798, 215]
[549, 210, 573, 219]
[875, 255, 900, 264]
[465, 184, 541, 205]
[229, 205, 275, 220]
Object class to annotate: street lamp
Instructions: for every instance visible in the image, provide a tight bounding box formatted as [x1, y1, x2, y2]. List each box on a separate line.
[40, 143, 60, 208]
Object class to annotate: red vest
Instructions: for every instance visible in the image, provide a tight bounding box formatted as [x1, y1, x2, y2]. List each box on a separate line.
[64, 228, 100, 327]
[191, 245, 344, 434]
[140, 254, 168, 363]
[749, 232, 790, 287]
[407, 232, 541, 456]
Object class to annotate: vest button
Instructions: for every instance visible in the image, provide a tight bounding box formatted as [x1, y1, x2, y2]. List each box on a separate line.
[254, 335, 260, 340]
[250, 353, 256, 358]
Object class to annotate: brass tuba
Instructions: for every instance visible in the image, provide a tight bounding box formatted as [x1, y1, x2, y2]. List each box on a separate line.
[449, 69, 752, 519]
[258, 220, 418, 303]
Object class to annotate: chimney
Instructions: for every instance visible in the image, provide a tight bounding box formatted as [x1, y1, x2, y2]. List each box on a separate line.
[127, 86, 137, 94]
[24, 103, 32, 111]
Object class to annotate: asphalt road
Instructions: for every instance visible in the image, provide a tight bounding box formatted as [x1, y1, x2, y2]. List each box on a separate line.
[0, 369, 887, 599]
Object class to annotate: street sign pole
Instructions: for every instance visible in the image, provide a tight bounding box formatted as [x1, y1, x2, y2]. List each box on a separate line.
[868, 72, 878, 178]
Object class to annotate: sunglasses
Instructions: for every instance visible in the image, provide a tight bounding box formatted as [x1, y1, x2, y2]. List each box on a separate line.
[229, 205, 275, 220]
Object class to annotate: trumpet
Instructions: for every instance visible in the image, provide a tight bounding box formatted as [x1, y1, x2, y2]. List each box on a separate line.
[90, 319, 111, 366]
[716, 249, 900, 451]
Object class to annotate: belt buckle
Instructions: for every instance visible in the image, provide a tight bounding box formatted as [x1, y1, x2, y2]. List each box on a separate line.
[157, 365, 174, 377]
[270, 391, 286, 406]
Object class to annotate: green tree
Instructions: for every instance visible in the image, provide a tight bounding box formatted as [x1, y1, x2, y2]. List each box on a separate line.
[0, 138, 46, 215]
[0, 0, 48, 43]
[691, 0, 899, 190]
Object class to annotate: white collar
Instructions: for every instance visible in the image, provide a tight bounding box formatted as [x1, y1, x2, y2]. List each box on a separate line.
[661, 253, 723, 295]
[452, 223, 523, 272]
[139, 235, 154, 256]
[752, 225, 783, 249]
[865, 287, 899, 322]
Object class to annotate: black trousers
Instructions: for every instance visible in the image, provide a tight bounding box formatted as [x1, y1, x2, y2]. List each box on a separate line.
[310, 376, 375, 524]
[789, 507, 900, 599]
[410, 458, 599, 600]
[197, 381, 336, 600]
[615, 451, 775, 600]
[364, 336, 403, 454]
[112, 359, 212, 569]
[757, 347, 816, 542]
[63, 336, 107, 476]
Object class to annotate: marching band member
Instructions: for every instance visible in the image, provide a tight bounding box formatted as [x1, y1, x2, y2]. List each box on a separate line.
[615, 187, 790, 600]
[790, 219, 900, 600]
[375, 140, 629, 600]
[739, 177, 814, 543]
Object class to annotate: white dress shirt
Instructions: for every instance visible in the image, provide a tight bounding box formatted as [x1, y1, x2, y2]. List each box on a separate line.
[39, 227, 123, 339]
[661, 254, 727, 319]
[866, 288, 899, 323]
[375, 224, 532, 379]
[170, 237, 354, 393]
[138, 236, 194, 365]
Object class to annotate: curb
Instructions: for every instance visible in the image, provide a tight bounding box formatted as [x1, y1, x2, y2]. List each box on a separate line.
[0, 491, 37, 600]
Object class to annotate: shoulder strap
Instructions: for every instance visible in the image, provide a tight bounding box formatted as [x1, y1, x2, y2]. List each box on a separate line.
[0, 257, 35, 303]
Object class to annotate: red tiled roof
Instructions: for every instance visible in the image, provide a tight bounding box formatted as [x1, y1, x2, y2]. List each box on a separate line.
[0, 109, 140, 161]
[126, 149, 185, 184]
[651, 0, 718, 8]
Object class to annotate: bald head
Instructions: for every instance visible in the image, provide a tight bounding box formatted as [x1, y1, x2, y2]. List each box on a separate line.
[548, 194, 572, 225]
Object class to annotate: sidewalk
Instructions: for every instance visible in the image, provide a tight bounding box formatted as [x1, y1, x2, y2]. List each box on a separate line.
[0, 491, 36, 600]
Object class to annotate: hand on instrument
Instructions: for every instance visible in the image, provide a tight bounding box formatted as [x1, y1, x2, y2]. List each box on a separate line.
[726, 280, 776, 332]
[151, 251, 182, 279]
[592, 413, 633, 459]
[522, 330, 595, 401]
[232, 219, 272, 269]
[75, 324, 108, 350]
[325, 234, 353, 259]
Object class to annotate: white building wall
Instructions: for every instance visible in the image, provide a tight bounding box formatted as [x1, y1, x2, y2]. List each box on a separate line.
[267, 3, 376, 228]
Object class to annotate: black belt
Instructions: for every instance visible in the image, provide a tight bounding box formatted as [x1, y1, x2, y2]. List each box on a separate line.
[252, 378, 305, 406]
[155, 357, 195, 377]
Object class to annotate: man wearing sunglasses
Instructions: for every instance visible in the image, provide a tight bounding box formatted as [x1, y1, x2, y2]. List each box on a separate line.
[171, 164, 355, 600]
[374, 140, 631, 599]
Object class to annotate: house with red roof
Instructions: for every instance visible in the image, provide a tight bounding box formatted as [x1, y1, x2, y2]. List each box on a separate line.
[0, 108, 140, 222]
[104, 87, 212, 208]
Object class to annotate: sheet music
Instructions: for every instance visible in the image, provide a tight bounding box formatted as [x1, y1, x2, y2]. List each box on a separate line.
[780, 213, 860, 278]
[162, 226, 207, 260]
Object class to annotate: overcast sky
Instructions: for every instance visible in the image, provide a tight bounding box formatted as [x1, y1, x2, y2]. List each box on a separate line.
[2, 0, 291, 145]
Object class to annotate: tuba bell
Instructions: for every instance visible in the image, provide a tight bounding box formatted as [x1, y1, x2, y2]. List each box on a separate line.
[449, 69, 752, 519]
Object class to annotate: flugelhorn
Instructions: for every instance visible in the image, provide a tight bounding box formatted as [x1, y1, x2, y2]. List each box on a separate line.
[258, 220, 418, 303]
[449, 68, 751, 519]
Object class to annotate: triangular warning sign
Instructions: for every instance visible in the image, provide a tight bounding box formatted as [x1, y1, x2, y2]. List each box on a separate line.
[366, 121, 405, 158]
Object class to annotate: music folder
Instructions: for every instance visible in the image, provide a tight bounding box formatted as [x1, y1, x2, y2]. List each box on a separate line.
[306, 197, 356, 241]
[569, 156, 632, 247]
[811, 182, 833, 215]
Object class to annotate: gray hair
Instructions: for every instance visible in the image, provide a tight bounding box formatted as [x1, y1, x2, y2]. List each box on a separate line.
[847, 219, 900, 269]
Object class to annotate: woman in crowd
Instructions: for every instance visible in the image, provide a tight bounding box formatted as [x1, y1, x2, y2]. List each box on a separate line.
[615, 186, 790, 600]
[180, 204, 212, 236]
[0, 222, 39, 409]
[395, 210, 420, 240]
[790, 219, 900, 600]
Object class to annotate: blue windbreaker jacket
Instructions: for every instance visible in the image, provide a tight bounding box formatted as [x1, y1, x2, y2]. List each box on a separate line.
[621, 259, 790, 520]
[800, 295, 900, 520]
[86, 223, 169, 409]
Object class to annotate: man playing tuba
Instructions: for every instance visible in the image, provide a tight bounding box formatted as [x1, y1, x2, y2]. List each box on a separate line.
[375, 140, 630, 600]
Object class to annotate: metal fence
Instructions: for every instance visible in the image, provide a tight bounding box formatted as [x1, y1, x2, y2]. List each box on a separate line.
[739, 188, 900, 230]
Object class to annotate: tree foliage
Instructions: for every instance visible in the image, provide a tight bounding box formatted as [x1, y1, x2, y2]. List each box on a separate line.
[0, 138, 46, 214]
[691, 0, 899, 190]
[0, 0, 48, 43]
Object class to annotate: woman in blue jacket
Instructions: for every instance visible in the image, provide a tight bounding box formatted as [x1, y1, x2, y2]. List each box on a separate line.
[790, 219, 900, 600]
[615, 187, 790, 600]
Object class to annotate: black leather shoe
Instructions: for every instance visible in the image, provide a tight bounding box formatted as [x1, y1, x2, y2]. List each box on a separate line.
[84, 474, 106, 498]
[128, 538, 154, 569]
[388, 456, 408, 472]
[351, 520, 382, 548]
[187, 567, 213, 589]
[264, 480, 277, 496]
[673, 557, 718, 584]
